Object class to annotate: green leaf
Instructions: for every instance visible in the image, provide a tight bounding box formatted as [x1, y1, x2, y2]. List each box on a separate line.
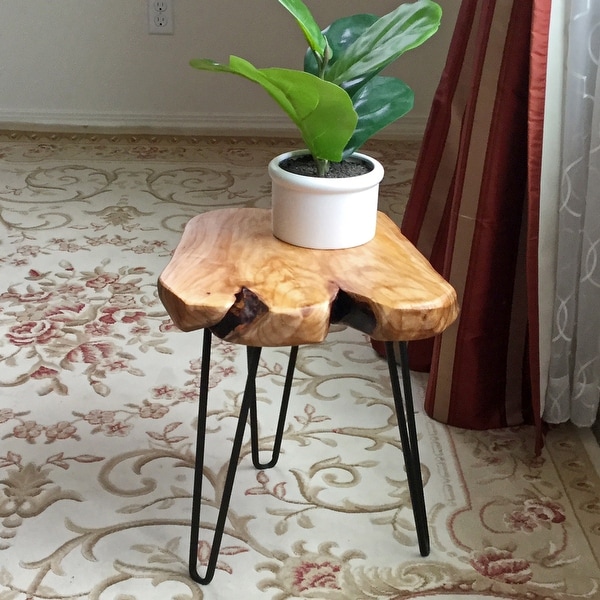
[344, 76, 414, 158]
[304, 13, 378, 89]
[190, 56, 357, 162]
[304, 14, 379, 73]
[327, 0, 442, 87]
[277, 0, 327, 58]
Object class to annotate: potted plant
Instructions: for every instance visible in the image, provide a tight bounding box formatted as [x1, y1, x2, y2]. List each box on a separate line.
[190, 0, 442, 249]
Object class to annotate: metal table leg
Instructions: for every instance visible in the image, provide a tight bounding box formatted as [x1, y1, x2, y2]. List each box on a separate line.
[187, 332, 428, 584]
[250, 345, 299, 469]
[188, 330, 298, 584]
[385, 341, 430, 556]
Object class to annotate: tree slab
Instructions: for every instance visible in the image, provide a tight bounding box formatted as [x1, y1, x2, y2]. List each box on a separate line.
[158, 208, 458, 347]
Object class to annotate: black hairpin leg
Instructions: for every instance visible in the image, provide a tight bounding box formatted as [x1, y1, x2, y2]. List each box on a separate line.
[385, 341, 430, 556]
[250, 345, 298, 468]
[189, 331, 298, 584]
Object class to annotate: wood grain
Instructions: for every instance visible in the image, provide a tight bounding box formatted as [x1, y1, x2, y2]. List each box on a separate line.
[158, 208, 459, 346]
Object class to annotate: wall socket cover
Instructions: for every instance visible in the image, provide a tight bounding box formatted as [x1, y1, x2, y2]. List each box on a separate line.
[148, 0, 173, 34]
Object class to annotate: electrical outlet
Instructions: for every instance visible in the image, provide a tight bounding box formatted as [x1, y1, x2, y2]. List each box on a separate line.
[148, 0, 173, 34]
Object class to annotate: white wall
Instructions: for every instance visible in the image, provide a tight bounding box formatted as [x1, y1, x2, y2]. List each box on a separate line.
[0, 0, 459, 137]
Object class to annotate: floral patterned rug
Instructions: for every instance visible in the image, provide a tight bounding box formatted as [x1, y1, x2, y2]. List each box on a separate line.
[0, 131, 599, 600]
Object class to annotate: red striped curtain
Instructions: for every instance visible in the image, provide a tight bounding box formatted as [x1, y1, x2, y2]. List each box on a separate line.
[396, 0, 551, 449]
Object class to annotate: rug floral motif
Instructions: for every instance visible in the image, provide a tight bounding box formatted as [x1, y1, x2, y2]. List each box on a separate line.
[0, 131, 598, 600]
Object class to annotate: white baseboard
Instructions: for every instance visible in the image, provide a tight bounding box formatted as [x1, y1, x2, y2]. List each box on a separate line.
[0, 110, 426, 140]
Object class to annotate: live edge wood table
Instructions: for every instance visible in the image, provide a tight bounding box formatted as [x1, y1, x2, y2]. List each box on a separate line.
[158, 207, 458, 584]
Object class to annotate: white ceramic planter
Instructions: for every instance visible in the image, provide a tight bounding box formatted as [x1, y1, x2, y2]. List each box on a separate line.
[268, 150, 384, 249]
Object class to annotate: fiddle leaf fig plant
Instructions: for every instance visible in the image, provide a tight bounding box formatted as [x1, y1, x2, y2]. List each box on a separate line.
[190, 0, 442, 176]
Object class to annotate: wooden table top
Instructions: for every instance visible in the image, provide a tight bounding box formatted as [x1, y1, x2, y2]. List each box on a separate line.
[158, 208, 458, 347]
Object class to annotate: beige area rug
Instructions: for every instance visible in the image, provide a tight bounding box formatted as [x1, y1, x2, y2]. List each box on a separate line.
[0, 131, 599, 600]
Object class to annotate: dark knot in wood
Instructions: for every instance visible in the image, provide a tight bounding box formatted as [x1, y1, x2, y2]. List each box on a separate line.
[330, 289, 376, 335]
[211, 287, 268, 340]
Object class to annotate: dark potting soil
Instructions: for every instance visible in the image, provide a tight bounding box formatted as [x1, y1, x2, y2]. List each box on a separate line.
[279, 154, 373, 178]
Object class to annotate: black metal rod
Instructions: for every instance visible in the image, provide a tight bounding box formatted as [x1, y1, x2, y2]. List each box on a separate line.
[189, 330, 262, 584]
[188, 333, 430, 584]
[250, 345, 299, 469]
[385, 341, 430, 556]
[188, 329, 212, 583]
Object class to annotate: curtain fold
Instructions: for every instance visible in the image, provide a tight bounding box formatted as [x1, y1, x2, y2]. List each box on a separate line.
[543, 0, 600, 427]
[398, 0, 548, 447]
[526, 0, 551, 445]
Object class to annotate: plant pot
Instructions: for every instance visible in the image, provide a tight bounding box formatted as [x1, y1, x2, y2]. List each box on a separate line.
[268, 150, 384, 249]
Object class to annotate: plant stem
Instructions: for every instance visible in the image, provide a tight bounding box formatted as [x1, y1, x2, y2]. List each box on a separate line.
[313, 40, 331, 79]
[313, 40, 332, 177]
[316, 159, 330, 177]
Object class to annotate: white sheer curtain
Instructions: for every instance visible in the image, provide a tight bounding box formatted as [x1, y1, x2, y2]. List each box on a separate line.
[541, 0, 600, 426]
